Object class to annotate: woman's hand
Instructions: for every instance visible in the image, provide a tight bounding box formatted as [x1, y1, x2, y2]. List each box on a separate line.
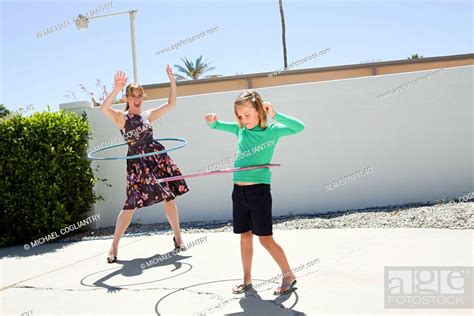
[166, 64, 176, 82]
[114, 71, 128, 91]
[148, 64, 177, 122]
[204, 113, 218, 124]
[263, 102, 276, 118]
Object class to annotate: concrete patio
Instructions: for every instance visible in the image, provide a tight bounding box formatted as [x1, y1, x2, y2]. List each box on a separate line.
[1, 228, 472, 315]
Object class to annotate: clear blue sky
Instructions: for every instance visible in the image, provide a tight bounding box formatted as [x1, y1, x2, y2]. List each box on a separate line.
[1, 0, 472, 112]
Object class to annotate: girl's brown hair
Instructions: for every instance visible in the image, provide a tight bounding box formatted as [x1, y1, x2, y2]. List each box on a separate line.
[233, 90, 267, 129]
[124, 83, 147, 111]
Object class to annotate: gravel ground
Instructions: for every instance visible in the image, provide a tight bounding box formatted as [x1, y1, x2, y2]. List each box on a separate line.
[60, 201, 473, 242]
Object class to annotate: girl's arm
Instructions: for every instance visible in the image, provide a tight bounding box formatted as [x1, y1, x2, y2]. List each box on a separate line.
[204, 113, 239, 135]
[146, 64, 176, 122]
[100, 71, 126, 129]
[263, 102, 305, 137]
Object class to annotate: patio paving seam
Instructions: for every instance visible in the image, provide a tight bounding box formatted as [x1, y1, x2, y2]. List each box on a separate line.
[0, 237, 147, 292]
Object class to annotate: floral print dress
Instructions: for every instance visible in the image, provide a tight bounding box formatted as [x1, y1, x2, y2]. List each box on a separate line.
[121, 112, 189, 209]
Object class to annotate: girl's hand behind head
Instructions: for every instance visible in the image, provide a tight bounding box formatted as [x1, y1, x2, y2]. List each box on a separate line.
[114, 71, 128, 90]
[262, 102, 276, 118]
[204, 113, 218, 123]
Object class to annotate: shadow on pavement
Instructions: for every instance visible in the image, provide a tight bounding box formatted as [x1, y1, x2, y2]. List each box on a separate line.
[154, 279, 306, 315]
[80, 250, 192, 293]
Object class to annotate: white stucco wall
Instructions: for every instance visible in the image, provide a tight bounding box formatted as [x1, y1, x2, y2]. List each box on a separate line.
[60, 65, 473, 228]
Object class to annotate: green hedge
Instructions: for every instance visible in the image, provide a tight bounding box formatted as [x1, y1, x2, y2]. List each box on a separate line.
[0, 110, 100, 247]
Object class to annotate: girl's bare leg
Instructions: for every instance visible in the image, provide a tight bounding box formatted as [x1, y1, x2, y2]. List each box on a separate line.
[259, 235, 296, 292]
[241, 231, 254, 285]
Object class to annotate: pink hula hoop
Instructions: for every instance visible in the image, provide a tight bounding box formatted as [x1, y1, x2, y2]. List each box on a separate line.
[157, 163, 281, 183]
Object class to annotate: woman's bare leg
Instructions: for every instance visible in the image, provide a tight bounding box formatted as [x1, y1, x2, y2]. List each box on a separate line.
[108, 208, 137, 258]
[163, 199, 184, 246]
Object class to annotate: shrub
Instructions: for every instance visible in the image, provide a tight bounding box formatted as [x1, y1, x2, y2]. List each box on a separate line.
[0, 110, 100, 247]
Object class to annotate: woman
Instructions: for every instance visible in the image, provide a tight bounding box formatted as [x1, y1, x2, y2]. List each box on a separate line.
[100, 65, 190, 263]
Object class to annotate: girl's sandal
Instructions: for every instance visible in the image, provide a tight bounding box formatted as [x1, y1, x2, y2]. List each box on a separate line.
[273, 280, 297, 296]
[232, 283, 253, 294]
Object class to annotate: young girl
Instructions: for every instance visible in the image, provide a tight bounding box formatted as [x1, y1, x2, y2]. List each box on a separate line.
[204, 90, 305, 295]
[101, 65, 189, 263]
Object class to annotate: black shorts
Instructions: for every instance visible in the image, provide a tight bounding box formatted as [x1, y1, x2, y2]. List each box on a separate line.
[232, 183, 272, 236]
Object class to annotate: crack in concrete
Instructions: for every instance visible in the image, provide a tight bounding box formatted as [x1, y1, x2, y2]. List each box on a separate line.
[12, 284, 185, 292]
[188, 275, 312, 316]
[179, 287, 241, 315]
[192, 295, 239, 315]
[0, 237, 147, 292]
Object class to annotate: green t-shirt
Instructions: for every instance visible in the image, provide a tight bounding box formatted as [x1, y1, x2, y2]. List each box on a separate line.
[207, 112, 305, 184]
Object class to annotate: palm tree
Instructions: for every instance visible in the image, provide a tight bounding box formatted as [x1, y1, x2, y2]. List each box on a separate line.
[408, 54, 423, 59]
[279, 0, 288, 69]
[173, 56, 217, 80]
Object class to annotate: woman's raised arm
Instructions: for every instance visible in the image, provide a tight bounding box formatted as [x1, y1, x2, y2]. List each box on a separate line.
[146, 64, 177, 122]
[100, 71, 127, 129]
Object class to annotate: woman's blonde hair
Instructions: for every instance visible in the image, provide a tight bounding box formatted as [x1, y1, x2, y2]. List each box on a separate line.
[234, 90, 267, 129]
[124, 83, 147, 111]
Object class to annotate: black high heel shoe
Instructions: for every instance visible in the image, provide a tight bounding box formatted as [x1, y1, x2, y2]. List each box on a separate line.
[107, 246, 117, 263]
[173, 236, 186, 251]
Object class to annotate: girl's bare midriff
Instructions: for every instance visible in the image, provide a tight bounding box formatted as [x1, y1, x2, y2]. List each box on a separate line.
[235, 182, 259, 186]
